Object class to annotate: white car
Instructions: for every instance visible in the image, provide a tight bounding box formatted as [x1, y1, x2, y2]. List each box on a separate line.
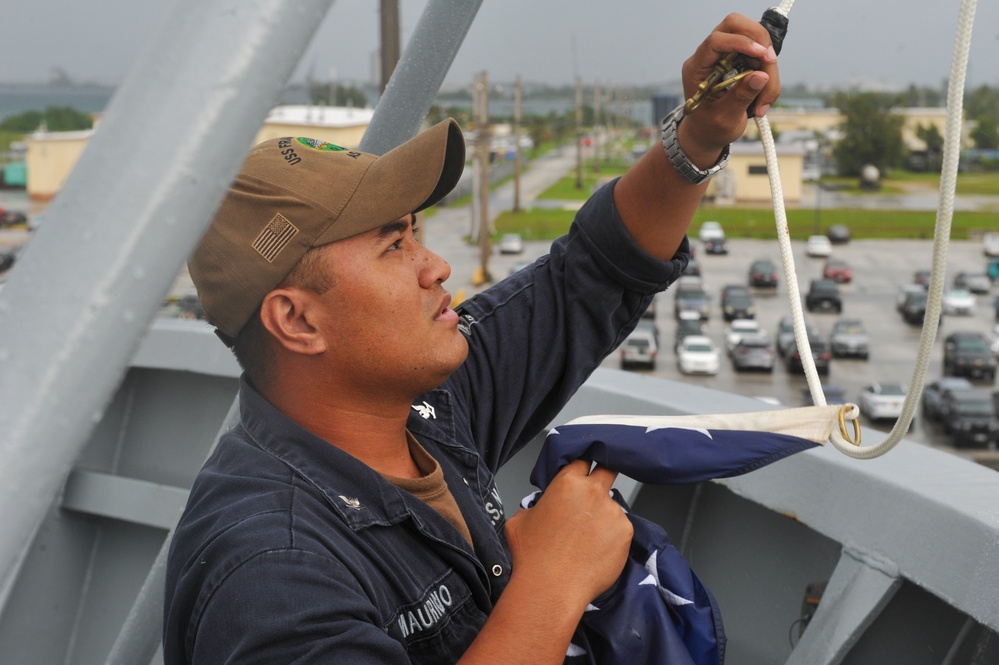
[983, 231, 999, 257]
[858, 382, 909, 422]
[498, 233, 524, 254]
[942, 288, 976, 316]
[698, 221, 725, 243]
[724, 318, 765, 354]
[805, 235, 833, 257]
[677, 335, 720, 375]
[620, 330, 657, 370]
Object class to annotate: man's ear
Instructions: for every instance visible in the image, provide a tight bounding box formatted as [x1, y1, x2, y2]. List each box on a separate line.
[259, 289, 328, 355]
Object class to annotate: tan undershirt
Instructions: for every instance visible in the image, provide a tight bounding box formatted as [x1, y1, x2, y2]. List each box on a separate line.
[381, 433, 473, 547]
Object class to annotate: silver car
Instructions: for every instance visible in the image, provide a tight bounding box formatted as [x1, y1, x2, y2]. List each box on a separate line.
[859, 382, 908, 422]
[829, 318, 870, 359]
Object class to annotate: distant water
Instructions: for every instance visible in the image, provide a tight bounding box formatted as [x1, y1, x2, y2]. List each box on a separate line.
[0, 83, 656, 127]
[0, 84, 116, 122]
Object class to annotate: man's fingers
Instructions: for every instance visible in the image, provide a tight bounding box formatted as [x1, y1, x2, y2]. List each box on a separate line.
[587, 464, 619, 491]
[553, 460, 618, 491]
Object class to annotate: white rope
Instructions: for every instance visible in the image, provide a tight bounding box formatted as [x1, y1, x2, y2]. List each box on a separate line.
[756, 0, 978, 458]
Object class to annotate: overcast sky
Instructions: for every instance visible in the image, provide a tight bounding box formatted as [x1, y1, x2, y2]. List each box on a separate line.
[3, 0, 998, 92]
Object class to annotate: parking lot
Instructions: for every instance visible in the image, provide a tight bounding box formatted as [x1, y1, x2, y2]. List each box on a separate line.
[589, 235, 999, 464]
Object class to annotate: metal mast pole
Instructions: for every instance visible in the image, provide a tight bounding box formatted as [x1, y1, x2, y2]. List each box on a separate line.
[477, 71, 491, 284]
[513, 74, 522, 213]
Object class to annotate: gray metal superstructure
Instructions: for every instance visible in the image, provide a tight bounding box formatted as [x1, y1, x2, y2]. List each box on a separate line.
[0, 0, 997, 663]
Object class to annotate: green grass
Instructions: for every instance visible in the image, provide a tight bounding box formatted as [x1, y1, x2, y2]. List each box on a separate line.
[537, 162, 630, 201]
[491, 205, 999, 242]
[480, 156, 999, 243]
[821, 171, 999, 196]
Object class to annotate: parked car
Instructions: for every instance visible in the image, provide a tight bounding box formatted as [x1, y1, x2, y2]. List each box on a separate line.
[775, 314, 821, 357]
[913, 269, 932, 288]
[724, 318, 765, 353]
[896, 283, 926, 312]
[858, 382, 909, 422]
[674, 280, 711, 320]
[508, 260, 532, 275]
[805, 278, 843, 313]
[826, 224, 851, 244]
[922, 376, 974, 421]
[802, 384, 847, 406]
[698, 220, 725, 243]
[988, 257, 999, 284]
[634, 318, 661, 346]
[899, 289, 929, 325]
[822, 258, 853, 283]
[783, 335, 831, 375]
[953, 271, 991, 295]
[677, 335, 720, 375]
[730, 334, 776, 372]
[682, 258, 702, 277]
[829, 318, 870, 359]
[939, 388, 999, 448]
[620, 330, 657, 370]
[982, 231, 999, 258]
[642, 294, 657, 319]
[178, 289, 205, 320]
[674, 311, 704, 351]
[943, 331, 997, 381]
[942, 288, 976, 316]
[720, 285, 756, 321]
[748, 258, 779, 288]
[0, 210, 27, 226]
[0, 247, 16, 272]
[805, 235, 833, 257]
[703, 237, 729, 255]
[498, 233, 524, 254]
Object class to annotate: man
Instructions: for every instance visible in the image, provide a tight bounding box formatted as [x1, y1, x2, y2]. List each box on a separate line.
[164, 13, 779, 664]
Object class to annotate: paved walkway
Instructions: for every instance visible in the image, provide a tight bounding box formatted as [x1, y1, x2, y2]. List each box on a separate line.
[422, 149, 578, 299]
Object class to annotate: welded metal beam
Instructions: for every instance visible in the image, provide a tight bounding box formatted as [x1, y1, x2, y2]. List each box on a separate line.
[0, 0, 335, 609]
[785, 548, 901, 664]
[360, 0, 485, 155]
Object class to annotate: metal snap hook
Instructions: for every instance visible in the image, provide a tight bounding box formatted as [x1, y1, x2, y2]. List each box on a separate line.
[837, 406, 862, 446]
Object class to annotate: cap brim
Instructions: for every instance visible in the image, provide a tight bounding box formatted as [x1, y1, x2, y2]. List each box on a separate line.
[315, 119, 465, 245]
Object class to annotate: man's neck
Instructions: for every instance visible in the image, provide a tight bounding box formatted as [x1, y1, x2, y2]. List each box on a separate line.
[261, 380, 422, 478]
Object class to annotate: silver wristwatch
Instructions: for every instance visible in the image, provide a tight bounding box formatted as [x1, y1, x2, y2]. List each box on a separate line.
[660, 105, 730, 185]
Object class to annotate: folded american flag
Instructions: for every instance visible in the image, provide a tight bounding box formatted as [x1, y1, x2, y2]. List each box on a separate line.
[522, 407, 840, 665]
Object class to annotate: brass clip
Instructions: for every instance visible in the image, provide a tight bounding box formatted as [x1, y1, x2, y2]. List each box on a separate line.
[683, 53, 754, 114]
[837, 406, 862, 446]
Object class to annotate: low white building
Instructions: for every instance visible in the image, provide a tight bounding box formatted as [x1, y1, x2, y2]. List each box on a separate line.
[25, 105, 376, 201]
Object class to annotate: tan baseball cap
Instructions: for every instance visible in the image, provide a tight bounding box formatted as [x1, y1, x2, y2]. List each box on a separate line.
[190, 118, 465, 339]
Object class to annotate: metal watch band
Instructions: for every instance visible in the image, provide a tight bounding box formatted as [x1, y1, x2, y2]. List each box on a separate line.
[660, 105, 730, 185]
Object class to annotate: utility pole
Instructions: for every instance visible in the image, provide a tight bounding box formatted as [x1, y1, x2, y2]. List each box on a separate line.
[379, 0, 401, 93]
[475, 71, 491, 284]
[575, 76, 583, 190]
[513, 74, 522, 213]
[593, 79, 601, 174]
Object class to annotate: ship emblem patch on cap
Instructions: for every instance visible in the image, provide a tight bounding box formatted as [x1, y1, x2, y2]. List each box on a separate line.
[296, 137, 346, 152]
[252, 213, 299, 263]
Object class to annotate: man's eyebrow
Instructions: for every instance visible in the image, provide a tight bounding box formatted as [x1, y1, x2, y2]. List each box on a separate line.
[375, 216, 413, 238]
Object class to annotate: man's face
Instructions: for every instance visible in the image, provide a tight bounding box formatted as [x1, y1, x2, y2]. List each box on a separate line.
[309, 215, 469, 399]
